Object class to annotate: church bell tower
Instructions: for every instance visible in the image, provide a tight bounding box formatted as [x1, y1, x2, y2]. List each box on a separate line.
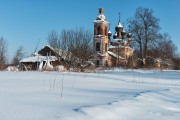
[93, 8, 109, 66]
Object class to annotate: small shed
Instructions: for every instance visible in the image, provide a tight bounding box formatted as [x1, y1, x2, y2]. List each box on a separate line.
[20, 55, 58, 71]
[20, 45, 60, 71]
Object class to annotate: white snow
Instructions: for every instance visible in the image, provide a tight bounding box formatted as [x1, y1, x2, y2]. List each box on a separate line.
[54, 65, 65, 72]
[43, 59, 54, 71]
[6, 66, 19, 71]
[20, 56, 57, 63]
[97, 14, 106, 20]
[93, 20, 108, 23]
[0, 69, 180, 120]
[111, 38, 123, 43]
[38, 61, 44, 71]
[108, 51, 125, 59]
[117, 22, 123, 28]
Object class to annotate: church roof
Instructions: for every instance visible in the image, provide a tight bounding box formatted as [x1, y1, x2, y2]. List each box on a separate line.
[94, 8, 108, 23]
[93, 19, 108, 23]
[116, 22, 123, 28]
[108, 30, 112, 34]
[108, 51, 125, 59]
[122, 28, 126, 33]
[111, 38, 123, 43]
[97, 14, 106, 21]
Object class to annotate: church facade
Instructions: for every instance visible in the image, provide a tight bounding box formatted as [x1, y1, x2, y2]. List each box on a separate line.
[93, 8, 133, 67]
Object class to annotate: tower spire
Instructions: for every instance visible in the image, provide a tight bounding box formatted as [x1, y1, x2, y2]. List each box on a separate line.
[109, 23, 111, 30]
[118, 12, 121, 23]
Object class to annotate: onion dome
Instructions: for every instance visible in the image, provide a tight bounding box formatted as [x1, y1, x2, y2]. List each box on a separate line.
[121, 29, 126, 36]
[117, 22, 123, 28]
[108, 30, 112, 37]
[113, 32, 117, 39]
[127, 32, 132, 38]
[115, 22, 123, 32]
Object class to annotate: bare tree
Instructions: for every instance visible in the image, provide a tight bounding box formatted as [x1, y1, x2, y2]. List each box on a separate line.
[156, 33, 177, 69]
[141, 33, 178, 69]
[157, 33, 176, 58]
[173, 54, 180, 70]
[47, 28, 94, 71]
[68, 28, 94, 70]
[0, 37, 8, 70]
[128, 7, 160, 66]
[12, 46, 25, 65]
[48, 30, 60, 48]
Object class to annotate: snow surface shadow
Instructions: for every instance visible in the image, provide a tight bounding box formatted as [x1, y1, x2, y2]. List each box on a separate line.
[72, 89, 170, 115]
[64, 72, 180, 87]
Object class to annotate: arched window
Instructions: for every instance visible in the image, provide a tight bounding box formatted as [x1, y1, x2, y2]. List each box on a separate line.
[96, 42, 100, 51]
[105, 43, 108, 52]
[105, 60, 108, 67]
[96, 60, 100, 66]
[97, 26, 101, 35]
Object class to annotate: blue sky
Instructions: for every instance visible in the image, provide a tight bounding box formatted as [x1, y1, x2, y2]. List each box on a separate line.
[0, 0, 180, 62]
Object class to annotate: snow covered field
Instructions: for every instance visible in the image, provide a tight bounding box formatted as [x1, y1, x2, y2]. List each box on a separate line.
[0, 69, 180, 120]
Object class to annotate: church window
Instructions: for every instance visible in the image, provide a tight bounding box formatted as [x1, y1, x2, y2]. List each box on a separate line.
[105, 60, 108, 67]
[96, 42, 100, 51]
[97, 26, 101, 35]
[105, 43, 108, 52]
[96, 60, 100, 66]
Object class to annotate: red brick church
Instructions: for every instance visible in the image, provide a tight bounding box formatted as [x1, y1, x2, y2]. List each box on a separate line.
[93, 8, 133, 67]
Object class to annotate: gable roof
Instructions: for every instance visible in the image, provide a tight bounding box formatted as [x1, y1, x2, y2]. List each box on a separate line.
[38, 45, 56, 56]
[20, 56, 57, 63]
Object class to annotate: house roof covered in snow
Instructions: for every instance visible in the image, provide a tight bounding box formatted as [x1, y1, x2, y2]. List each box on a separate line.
[38, 45, 56, 56]
[20, 56, 57, 63]
[20, 45, 73, 63]
[38, 45, 71, 60]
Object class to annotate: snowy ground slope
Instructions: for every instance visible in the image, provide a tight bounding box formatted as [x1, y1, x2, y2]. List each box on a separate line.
[0, 69, 180, 120]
